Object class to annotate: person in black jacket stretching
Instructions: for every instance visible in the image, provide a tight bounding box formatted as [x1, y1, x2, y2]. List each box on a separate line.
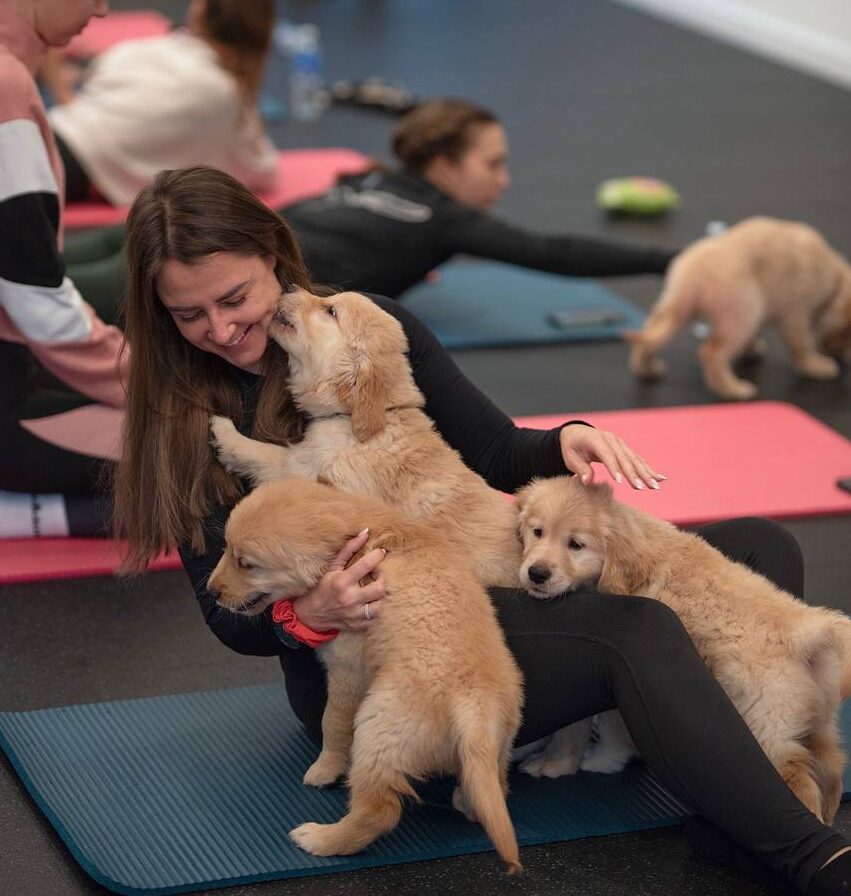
[281, 97, 676, 298]
[114, 166, 850, 896]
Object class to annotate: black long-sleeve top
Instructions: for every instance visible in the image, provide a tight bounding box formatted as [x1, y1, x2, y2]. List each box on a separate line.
[179, 296, 573, 657]
[280, 169, 676, 298]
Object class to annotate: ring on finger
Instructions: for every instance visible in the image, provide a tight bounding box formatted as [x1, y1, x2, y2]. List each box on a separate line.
[363, 601, 373, 621]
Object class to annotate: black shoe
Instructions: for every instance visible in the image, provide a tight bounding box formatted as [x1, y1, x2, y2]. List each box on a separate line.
[806, 851, 851, 895]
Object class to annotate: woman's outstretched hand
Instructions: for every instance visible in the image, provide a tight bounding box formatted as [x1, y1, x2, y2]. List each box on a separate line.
[293, 528, 387, 632]
[559, 423, 667, 490]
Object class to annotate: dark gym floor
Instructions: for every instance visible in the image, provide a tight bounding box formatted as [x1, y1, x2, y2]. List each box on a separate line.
[3, 1, 851, 894]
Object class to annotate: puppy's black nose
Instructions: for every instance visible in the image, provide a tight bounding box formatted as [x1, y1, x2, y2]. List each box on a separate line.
[207, 584, 220, 599]
[528, 564, 551, 585]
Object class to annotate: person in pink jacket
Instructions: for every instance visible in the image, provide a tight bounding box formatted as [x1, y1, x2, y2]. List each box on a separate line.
[0, 0, 126, 538]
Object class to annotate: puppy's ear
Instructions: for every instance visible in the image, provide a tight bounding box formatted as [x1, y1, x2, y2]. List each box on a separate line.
[346, 353, 392, 441]
[345, 307, 406, 442]
[598, 512, 653, 596]
[514, 479, 541, 517]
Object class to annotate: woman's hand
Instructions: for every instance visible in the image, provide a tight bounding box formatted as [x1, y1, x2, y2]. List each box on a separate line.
[293, 528, 387, 632]
[559, 423, 667, 490]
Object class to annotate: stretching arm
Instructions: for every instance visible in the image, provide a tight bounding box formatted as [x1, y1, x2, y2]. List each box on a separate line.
[440, 205, 675, 278]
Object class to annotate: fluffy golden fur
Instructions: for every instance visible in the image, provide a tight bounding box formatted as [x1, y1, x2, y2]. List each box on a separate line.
[208, 478, 524, 870]
[627, 217, 851, 400]
[209, 288, 521, 587]
[515, 475, 851, 822]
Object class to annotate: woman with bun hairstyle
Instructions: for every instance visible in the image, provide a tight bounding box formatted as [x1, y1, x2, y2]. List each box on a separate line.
[281, 97, 677, 297]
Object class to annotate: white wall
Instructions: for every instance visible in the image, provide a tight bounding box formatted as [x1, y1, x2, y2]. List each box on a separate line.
[613, 0, 851, 90]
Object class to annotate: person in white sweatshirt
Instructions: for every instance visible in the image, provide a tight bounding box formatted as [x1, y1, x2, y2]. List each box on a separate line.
[48, 0, 278, 206]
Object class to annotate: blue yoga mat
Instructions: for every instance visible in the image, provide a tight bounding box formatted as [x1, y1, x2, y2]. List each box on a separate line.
[399, 261, 646, 349]
[3, 686, 850, 896]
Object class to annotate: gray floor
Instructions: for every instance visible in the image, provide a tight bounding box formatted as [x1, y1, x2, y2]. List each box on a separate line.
[3, 1, 851, 894]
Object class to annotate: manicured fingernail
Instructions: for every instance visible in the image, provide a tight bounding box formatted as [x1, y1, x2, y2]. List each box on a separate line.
[614, 472, 623, 484]
[656, 473, 668, 480]
[359, 527, 369, 536]
[650, 479, 660, 490]
[634, 479, 645, 489]
[581, 474, 590, 485]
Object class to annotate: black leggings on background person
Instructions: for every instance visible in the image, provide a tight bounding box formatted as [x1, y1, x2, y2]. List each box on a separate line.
[278, 517, 846, 893]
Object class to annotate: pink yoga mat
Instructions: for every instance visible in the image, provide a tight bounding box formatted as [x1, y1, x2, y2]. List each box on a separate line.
[2, 401, 848, 585]
[0, 539, 181, 586]
[63, 148, 371, 230]
[515, 401, 851, 525]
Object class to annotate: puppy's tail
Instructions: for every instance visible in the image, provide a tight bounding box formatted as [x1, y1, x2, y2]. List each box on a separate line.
[624, 272, 695, 379]
[455, 707, 521, 874]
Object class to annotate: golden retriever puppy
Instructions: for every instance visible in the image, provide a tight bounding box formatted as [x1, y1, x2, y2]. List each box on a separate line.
[514, 475, 851, 823]
[208, 477, 524, 871]
[627, 217, 851, 399]
[209, 288, 520, 588]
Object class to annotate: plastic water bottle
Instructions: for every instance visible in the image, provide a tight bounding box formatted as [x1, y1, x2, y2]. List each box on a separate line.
[705, 220, 729, 236]
[289, 24, 325, 121]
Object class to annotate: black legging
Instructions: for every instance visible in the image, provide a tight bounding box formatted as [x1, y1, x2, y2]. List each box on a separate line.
[0, 342, 113, 534]
[278, 517, 847, 892]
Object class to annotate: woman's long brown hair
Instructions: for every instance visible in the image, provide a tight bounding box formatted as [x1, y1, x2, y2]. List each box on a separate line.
[113, 166, 312, 571]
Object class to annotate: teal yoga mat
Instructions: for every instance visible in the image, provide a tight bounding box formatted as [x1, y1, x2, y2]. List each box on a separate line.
[399, 261, 646, 349]
[3, 686, 851, 896]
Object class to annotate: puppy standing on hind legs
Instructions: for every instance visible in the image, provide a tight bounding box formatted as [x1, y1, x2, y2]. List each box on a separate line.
[514, 475, 851, 823]
[208, 287, 522, 589]
[207, 477, 524, 872]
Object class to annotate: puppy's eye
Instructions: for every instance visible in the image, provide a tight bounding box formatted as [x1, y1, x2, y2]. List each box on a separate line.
[567, 538, 584, 551]
[532, 527, 543, 538]
[237, 556, 256, 570]
[325, 304, 337, 318]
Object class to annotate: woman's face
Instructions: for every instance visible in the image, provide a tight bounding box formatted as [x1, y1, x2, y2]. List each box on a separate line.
[429, 123, 511, 211]
[157, 252, 282, 374]
[33, 0, 109, 47]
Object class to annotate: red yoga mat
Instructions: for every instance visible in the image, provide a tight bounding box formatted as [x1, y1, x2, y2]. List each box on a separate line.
[515, 401, 851, 525]
[0, 539, 181, 586]
[1, 402, 848, 586]
[63, 148, 371, 230]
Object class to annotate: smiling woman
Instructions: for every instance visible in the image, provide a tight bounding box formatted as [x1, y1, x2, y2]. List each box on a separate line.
[157, 253, 283, 373]
[113, 165, 851, 896]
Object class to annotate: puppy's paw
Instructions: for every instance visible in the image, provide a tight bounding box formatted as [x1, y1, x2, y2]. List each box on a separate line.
[519, 751, 581, 778]
[718, 378, 758, 401]
[799, 354, 840, 380]
[291, 821, 361, 856]
[303, 750, 347, 787]
[290, 822, 336, 855]
[209, 415, 242, 468]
